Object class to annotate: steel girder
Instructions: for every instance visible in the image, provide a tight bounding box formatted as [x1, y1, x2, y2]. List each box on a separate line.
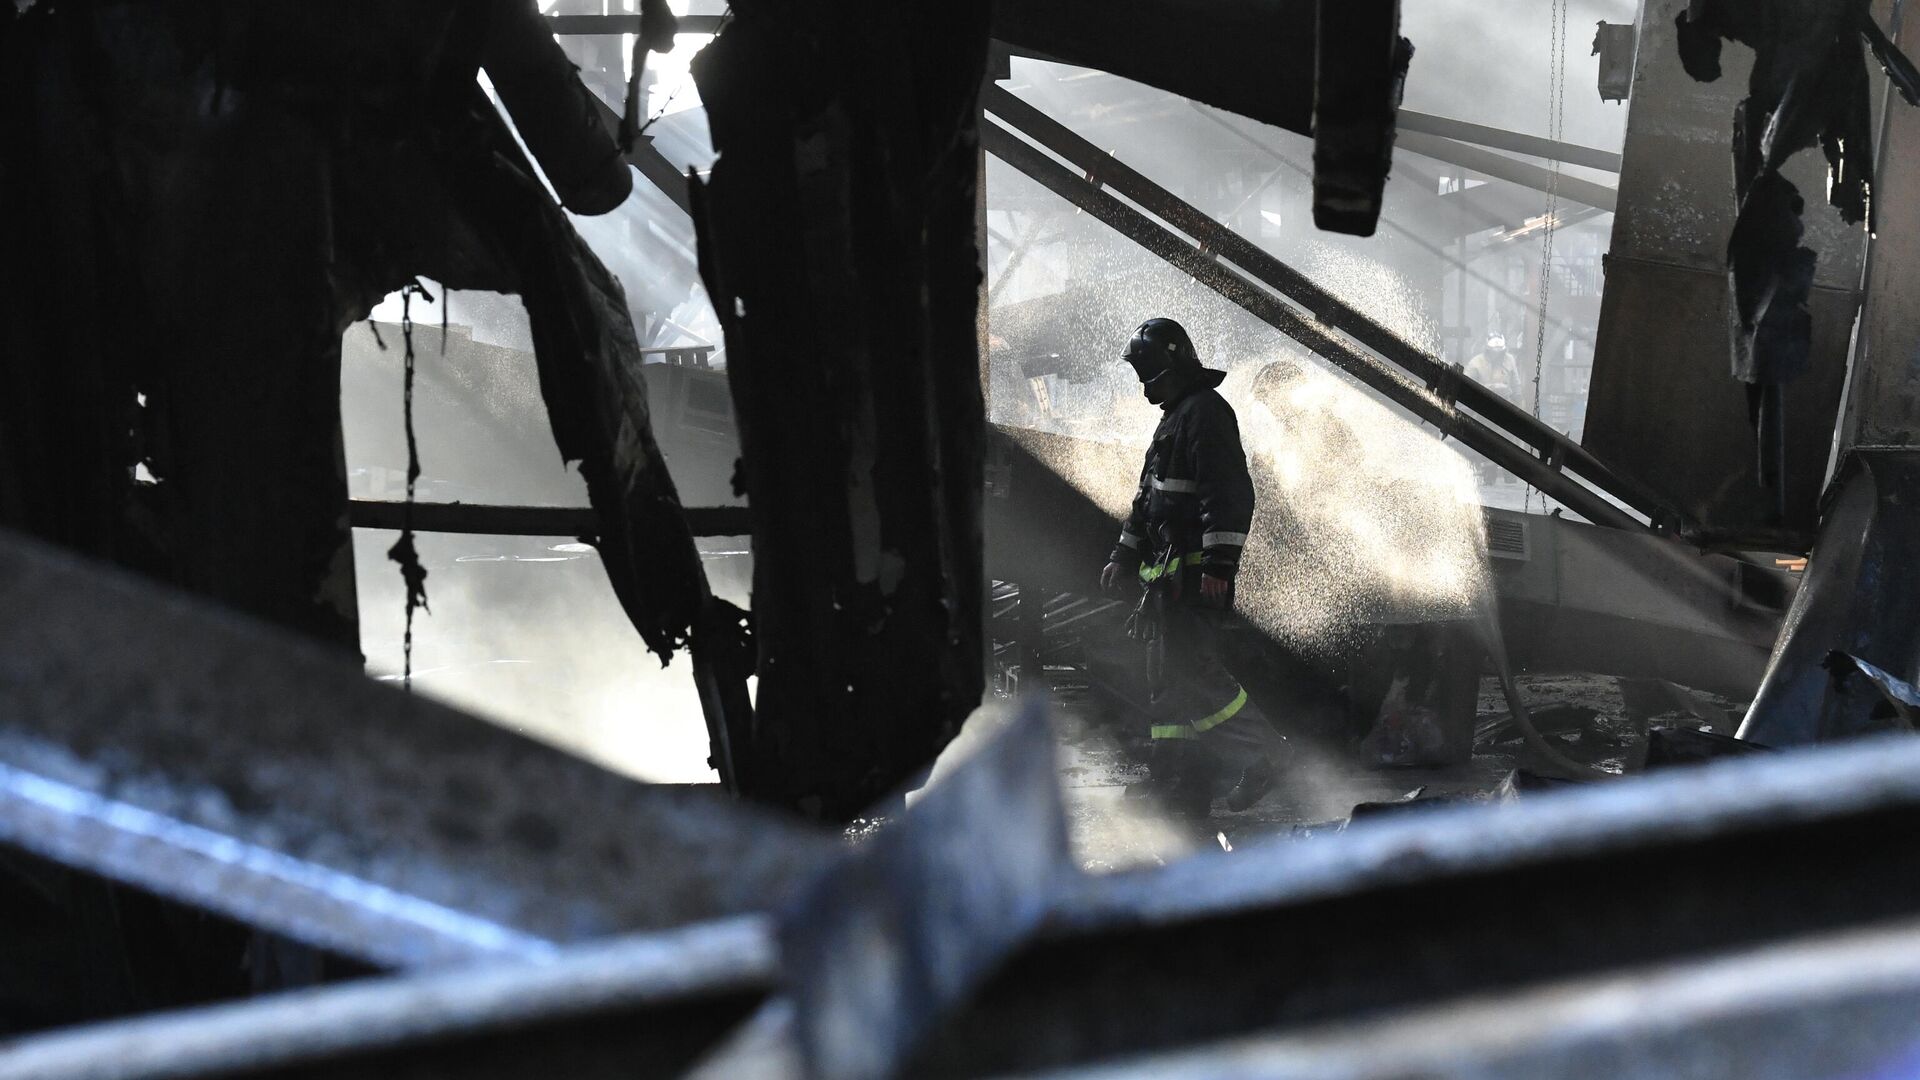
[1015, 916, 1920, 1079]
[14, 702, 1920, 1076]
[976, 96, 1675, 533]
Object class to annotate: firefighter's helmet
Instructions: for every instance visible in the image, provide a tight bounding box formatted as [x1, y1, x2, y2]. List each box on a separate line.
[1122, 318, 1200, 385]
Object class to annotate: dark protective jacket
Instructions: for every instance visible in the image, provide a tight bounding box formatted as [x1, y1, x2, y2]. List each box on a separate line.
[1107, 370, 1256, 586]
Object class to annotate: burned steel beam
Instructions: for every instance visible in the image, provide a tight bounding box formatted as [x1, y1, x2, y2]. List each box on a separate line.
[1309, 0, 1411, 235]
[779, 702, 1068, 1080]
[585, 90, 695, 217]
[0, 528, 835, 970]
[691, 703, 1072, 1080]
[978, 116, 1647, 532]
[1397, 109, 1623, 171]
[547, 13, 728, 35]
[485, 0, 635, 216]
[1395, 130, 1619, 211]
[991, 0, 1407, 235]
[688, 0, 992, 816]
[981, 85, 1680, 531]
[347, 500, 750, 538]
[990, 0, 1316, 137]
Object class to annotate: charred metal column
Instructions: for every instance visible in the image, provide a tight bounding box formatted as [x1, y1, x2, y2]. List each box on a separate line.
[1738, 2, 1920, 747]
[1841, 2, 1920, 451]
[691, 4, 992, 816]
[1582, 0, 1872, 549]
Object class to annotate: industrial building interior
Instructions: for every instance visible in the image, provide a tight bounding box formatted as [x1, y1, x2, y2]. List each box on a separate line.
[7, 0, 1920, 1076]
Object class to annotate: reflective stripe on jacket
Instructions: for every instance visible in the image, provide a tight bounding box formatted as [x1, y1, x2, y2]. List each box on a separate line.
[1109, 377, 1255, 583]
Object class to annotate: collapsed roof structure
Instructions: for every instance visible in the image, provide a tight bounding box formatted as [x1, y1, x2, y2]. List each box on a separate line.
[7, 0, 1920, 1076]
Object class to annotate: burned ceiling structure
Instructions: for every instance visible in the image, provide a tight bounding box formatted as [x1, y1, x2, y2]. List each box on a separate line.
[1675, 0, 1920, 514]
[7, 0, 1920, 1076]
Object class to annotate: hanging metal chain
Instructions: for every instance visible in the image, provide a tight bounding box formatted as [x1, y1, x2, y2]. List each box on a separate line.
[1527, 0, 1568, 513]
[387, 283, 433, 689]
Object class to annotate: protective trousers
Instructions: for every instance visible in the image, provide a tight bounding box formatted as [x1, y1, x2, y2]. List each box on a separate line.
[1139, 598, 1287, 774]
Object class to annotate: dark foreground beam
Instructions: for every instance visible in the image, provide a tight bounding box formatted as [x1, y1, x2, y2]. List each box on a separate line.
[0, 706, 1068, 1080]
[989, 0, 1316, 136]
[0, 920, 775, 1080]
[912, 731, 1920, 1075]
[1019, 917, 1920, 1079]
[18, 698, 1920, 1075]
[0, 528, 832, 970]
[990, 0, 1406, 235]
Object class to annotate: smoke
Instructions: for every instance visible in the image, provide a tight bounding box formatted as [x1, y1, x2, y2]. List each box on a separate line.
[346, 287, 731, 787]
[1007, 352, 1488, 659]
[355, 529, 735, 785]
[1229, 360, 1487, 655]
[1399, 0, 1640, 155]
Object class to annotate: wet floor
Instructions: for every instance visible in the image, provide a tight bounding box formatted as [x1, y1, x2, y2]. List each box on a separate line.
[1049, 672, 1747, 874]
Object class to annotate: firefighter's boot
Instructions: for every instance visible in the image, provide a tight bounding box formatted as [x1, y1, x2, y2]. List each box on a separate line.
[1224, 756, 1277, 812]
[1127, 738, 1219, 818]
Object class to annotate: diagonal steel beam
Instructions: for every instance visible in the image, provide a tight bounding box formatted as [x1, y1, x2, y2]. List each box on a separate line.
[0, 528, 834, 970]
[586, 92, 693, 216]
[981, 84, 1680, 531]
[977, 116, 1646, 532]
[1187, 101, 1602, 342]
[1396, 130, 1618, 212]
[1398, 109, 1623, 172]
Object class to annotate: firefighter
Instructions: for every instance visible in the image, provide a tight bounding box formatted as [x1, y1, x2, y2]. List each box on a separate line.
[1100, 318, 1288, 816]
[1465, 332, 1522, 485]
[1465, 332, 1521, 403]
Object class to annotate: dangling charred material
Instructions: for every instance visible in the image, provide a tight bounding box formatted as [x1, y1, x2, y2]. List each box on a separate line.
[0, 1, 709, 669]
[1674, 0, 1919, 514]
